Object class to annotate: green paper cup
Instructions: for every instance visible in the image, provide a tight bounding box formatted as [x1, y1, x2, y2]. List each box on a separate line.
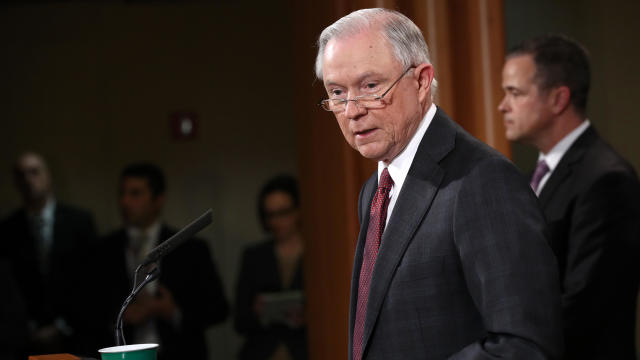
[99, 343, 159, 360]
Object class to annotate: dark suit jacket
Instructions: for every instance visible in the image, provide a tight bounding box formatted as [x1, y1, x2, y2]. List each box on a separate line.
[234, 239, 307, 360]
[350, 108, 563, 360]
[0, 203, 97, 356]
[96, 225, 229, 360]
[0, 259, 28, 360]
[537, 126, 640, 360]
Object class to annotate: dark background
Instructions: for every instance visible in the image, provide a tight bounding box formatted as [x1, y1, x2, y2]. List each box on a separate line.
[1, 1, 638, 358]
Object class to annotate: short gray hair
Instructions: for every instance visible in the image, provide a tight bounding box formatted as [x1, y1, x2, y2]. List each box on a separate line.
[315, 8, 438, 98]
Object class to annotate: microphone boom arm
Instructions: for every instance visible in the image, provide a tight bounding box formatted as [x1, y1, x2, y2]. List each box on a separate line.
[114, 265, 160, 346]
[112, 209, 213, 346]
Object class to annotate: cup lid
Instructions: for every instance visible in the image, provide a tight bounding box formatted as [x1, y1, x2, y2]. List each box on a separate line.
[99, 343, 159, 353]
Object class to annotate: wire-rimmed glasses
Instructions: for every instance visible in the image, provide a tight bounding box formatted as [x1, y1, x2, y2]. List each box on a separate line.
[318, 67, 414, 112]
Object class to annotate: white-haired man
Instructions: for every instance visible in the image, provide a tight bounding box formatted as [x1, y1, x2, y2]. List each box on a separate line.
[316, 8, 563, 359]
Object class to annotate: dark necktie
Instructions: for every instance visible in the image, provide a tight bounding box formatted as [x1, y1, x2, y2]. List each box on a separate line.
[353, 168, 394, 360]
[530, 159, 550, 194]
[30, 215, 48, 273]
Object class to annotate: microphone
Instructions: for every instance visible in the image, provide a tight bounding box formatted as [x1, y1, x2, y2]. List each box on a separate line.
[113, 209, 213, 346]
[140, 209, 213, 266]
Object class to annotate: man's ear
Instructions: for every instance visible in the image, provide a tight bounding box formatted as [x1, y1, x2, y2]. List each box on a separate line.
[415, 63, 435, 104]
[549, 86, 571, 115]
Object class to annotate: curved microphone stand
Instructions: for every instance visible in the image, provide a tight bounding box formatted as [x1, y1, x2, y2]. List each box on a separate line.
[114, 264, 160, 346]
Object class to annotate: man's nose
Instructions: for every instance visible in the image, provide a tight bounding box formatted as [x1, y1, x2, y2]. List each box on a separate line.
[344, 99, 367, 119]
[497, 96, 509, 113]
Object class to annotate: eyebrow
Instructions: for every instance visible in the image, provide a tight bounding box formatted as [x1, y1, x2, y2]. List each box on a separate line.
[325, 71, 386, 87]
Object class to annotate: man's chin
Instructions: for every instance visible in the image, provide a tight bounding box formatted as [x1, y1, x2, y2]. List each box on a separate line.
[504, 130, 519, 143]
[356, 147, 386, 162]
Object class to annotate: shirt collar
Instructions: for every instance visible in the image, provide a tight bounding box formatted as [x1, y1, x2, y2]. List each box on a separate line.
[127, 220, 162, 244]
[378, 103, 437, 193]
[538, 120, 590, 172]
[28, 197, 56, 222]
[41, 197, 56, 223]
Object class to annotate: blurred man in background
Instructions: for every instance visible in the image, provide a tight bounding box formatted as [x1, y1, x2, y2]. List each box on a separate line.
[95, 162, 228, 360]
[0, 152, 97, 357]
[499, 34, 640, 359]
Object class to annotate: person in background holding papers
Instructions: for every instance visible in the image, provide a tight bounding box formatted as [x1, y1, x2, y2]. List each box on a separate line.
[235, 175, 307, 360]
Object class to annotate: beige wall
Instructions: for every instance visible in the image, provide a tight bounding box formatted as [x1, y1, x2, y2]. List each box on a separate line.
[0, 3, 297, 358]
[504, 0, 640, 173]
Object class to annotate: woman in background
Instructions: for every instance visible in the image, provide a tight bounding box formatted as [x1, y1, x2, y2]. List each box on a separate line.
[235, 175, 307, 360]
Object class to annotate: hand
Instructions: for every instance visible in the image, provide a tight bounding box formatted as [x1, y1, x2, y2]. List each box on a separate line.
[31, 324, 63, 345]
[30, 324, 64, 353]
[152, 285, 178, 320]
[123, 289, 154, 325]
[286, 304, 305, 329]
[270, 343, 293, 360]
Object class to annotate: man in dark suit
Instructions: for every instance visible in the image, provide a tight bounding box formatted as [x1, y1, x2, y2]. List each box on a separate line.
[499, 34, 640, 359]
[0, 152, 98, 357]
[315, 8, 563, 360]
[96, 163, 228, 360]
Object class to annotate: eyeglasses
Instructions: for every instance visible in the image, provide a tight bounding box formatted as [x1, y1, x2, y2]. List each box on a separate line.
[318, 67, 414, 112]
[265, 206, 297, 219]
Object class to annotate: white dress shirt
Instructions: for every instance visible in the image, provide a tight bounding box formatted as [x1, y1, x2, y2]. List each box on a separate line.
[28, 197, 56, 259]
[536, 120, 591, 195]
[126, 221, 162, 345]
[378, 103, 437, 225]
[126, 221, 162, 284]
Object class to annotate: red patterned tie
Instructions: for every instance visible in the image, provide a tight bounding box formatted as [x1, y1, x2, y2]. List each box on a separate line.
[353, 168, 394, 360]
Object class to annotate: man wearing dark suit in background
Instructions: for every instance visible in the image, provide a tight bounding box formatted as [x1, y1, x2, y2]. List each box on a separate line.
[499, 34, 640, 359]
[316, 8, 562, 360]
[96, 163, 228, 360]
[0, 152, 98, 357]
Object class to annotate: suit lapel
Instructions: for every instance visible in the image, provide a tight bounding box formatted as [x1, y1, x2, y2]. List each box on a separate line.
[14, 210, 40, 273]
[538, 127, 597, 208]
[52, 204, 68, 255]
[361, 108, 455, 353]
[159, 225, 173, 244]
